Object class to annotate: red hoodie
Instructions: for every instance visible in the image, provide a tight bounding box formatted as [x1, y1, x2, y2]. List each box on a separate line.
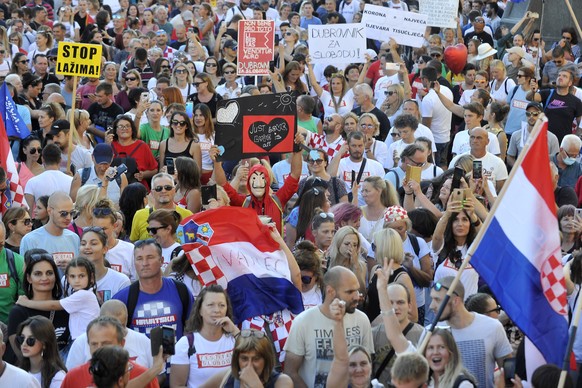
[223, 164, 298, 233]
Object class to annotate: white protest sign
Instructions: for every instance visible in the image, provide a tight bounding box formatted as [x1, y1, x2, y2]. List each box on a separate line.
[308, 24, 366, 64]
[361, 4, 427, 48]
[420, 0, 458, 28]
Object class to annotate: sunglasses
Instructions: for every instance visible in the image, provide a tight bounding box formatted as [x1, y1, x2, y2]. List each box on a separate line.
[487, 305, 502, 314]
[301, 275, 313, 284]
[171, 120, 188, 126]
[134, 238, 163, 250]
[308, 159, 324, 165]
[19, 59, 29, 64]
[533, 37, 540, 41]
[160, 65, 170, 69]
[153, 185, 174, 192]
[206, 63, 217, 67]
[0, 50, 5, 54]
[117, 124, 131, 130]
[12, 218, 32, 226]
[360, 123, 375, 129]
[474, 19, 484, 23]
[16, 335, 37, 347]
[316, 212, 334, 219]
[56, 210, 75, 218]
[237, 329, 266, 339]
[93, 207, 114, 217]
[285, 32, 293, 36]
[433, 282, 458, 296]
[125, 77, 138, 81]
[193, 81, 205, 87]
[223, 70, 236, 75]
[83, 226, 106, 236]
[175, 69, 188, 74]
[384, 90, 395, 96]
[516, 74, 527, 78]
[390, 133, 400, 137]
[525, 111, 540, 117]
[430, 53, 442, 57]
[416, 60, 424, 64]
[147, 225, 167, 234]
[28, 147, 43, 154]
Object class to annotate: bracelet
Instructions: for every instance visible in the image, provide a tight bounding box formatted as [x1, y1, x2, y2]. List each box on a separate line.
[380, 308, 396, 316]
[365, 149, 371, 152]
[471, 218, 481, 226]
[405, 192, 413, 196]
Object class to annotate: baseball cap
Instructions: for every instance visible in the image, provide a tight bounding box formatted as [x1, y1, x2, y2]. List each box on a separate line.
[93, 144, 114, 164]
[182, 10, 194, 21]
[526, 101, 543, 111]
[365, 48, 378, 60]
[48, 119, 70, 136]
[506, 46, 525, 58]
[224, 39, 238, 50]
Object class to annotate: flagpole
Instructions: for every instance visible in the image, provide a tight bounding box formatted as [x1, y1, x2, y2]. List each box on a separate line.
[558, 289, 582, 388]
[417, 117, 548, 354]
[66, 76, 78, 175]
[563, 0, 582, 44]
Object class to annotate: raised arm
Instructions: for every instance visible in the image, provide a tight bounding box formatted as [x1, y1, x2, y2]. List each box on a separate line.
[271, 226, 301, 290]
[306, 56, 323, 97]
[325, 299, 349, 388]
[433, 81, 464, 117]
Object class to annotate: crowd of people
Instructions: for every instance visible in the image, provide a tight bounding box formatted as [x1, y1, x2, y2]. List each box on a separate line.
[0, 0, 581, 387]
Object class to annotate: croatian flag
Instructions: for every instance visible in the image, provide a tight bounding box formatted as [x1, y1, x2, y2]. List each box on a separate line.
[0, 107, 27, 215]
[178, 207, 304, 323]
[470, 120, 568, 366]
[0, 83, 30, 139]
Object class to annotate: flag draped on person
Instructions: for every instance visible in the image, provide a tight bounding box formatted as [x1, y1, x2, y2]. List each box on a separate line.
[0, 83, 31, 139]
[178, 207, 304, 361]
[470, 120, 568, 366]
[0, 102, 27, 215]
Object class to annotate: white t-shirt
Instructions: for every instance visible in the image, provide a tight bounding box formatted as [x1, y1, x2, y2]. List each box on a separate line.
[97, 268, 131, 302]
[59, 147, 93, 173]
[433, 246, 478, 300]
[172, 332, 236, 388]
[302, 286, 323, 310]
[31, 370, 65, 388]
[25, 170, 73, 200]
[106, 240, 137, 281]
[444, 313, 512, 388]
[386, 140, 415, 169]
[489, 77, 516, 102]
[449, 152, 508, 184]
[79, 166, 123, 204]
[162, 242, 182, 272]
[60, 289, 100, 339]
[0, 363, 40, 387]
[283, 305, 373, 387]
[459, 88, 476, 106]
[403, 235, 431, 307]
[338, 0, 360, 23]
[337, 157, 386, 205]
[374, 73, 401, 109]
[178, 83, 197, 100]
[367, 139, 389, 169]
[386, 124, 438, 153]
[198, 133, 215, 171]
[271, 159, 310, 189]
[66, 328, 154, 370]
[419, 87, 453, 143]
[319, 89, 355, 118]
[451, 129, 501, 156]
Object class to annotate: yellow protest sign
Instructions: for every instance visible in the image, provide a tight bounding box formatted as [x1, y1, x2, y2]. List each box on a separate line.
[56, 42, 102, 77]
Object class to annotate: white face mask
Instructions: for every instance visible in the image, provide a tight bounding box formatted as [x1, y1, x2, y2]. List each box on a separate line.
[249, 171, 267, 198]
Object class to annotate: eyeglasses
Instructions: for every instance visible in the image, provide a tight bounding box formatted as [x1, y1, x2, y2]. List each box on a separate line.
[474, 18, 484, 23]
[125, 77, 138, 81]
[171, 120, 188, 126]
[206, 63, 217, 67]
[223, 70, 236, 75]
[93, 208, 114, 217]
[308, 159, 324, 165]
[487, 305, 502, 314]
[117, 124, 132, 130]
[153, 185, 174, 192]
[433, 282, 458, 296]
[301, 275, 313, 284]
[28, 147, 42, 154]
[360, 124, 375, 129]
[147, 225, 167, 234]
[12, 218, 32, 226]
[16, 335, 37, 347]
[525, 111, 540, 117]
[450, 250, 463, 269]
[384, 90, 395, 96]
[407, 158, 426, 167]
[175, 69, 187, 74]
[237, 329, 266, 339]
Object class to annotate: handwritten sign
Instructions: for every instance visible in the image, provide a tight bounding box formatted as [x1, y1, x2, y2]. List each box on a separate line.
[361, 4, 427, 48]
[237, 20, 275, 76]
[56, 42, 102, 77]
[308, 24, 366, 64]
[215, 93, 296, 159]
[420, 0, 458, 28]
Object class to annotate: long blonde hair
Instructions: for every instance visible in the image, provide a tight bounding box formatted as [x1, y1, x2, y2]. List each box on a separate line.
[327, 226, 367, 290]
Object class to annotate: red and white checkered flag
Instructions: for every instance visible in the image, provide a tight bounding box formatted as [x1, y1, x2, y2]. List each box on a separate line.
[0, 115, 26, 215]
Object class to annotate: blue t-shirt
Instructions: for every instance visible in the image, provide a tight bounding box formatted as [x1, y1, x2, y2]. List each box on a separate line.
[112, 277, 193, 338]
[20, 227, 80, 263]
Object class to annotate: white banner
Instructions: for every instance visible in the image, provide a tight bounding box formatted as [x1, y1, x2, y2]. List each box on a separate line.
[361, 4, 427, 48]
[420, 0, 458, 28]
[308, 24, 366, 64]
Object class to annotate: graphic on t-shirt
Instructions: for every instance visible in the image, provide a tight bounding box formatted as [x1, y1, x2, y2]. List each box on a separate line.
[457, 339, 486, 387]
[342, 170, 371, 183]
[0, 274, 10, 288]
[110, 264, 123, 273]
[133, 301, 178, 334]
[98, 290, 112, 302]
[196, 350, 233, 368]
[313, 326, 363, 388]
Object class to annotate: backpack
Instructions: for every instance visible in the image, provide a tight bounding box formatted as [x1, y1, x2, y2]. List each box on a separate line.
[81, 167, 122, 187]
[111, 142, 143, 184]
[125, 279, 191, 329]
[5, 249, 20, 297]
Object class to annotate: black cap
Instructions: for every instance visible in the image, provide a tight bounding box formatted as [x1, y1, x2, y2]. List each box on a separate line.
[48, 119, 70, 136]
[526, 101, 543, 111]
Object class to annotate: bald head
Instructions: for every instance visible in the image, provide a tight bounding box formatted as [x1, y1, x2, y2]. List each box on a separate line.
[324, 266, 356, 289]
[48, 191, 72, 208]
[47, 93, 66, 105]
[100, 300, 128, 326]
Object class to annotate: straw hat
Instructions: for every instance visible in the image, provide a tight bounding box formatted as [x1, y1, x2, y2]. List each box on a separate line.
[474, 43, 497, 61]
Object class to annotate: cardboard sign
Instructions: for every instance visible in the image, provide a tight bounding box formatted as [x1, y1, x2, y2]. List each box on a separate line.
[56, 42, 102, 77]
[237, 20, 275, 76]
[420, 0, 458, 28]
[308, 24, 366, 64]
[361, 4, 427, 48]
[215, 93, 297, 159]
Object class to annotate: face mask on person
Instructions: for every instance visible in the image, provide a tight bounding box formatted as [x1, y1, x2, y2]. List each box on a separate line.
[564, 157, 577, 166]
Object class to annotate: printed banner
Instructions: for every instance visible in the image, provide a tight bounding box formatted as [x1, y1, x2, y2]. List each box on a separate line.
[215, 93, 296, 159]
[420, 0, 458, 28]
[237, 20, 275, 76]
[308, 24, 366, 64]
[361, 4, 427, 48]
[56, 42, 102, 77]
